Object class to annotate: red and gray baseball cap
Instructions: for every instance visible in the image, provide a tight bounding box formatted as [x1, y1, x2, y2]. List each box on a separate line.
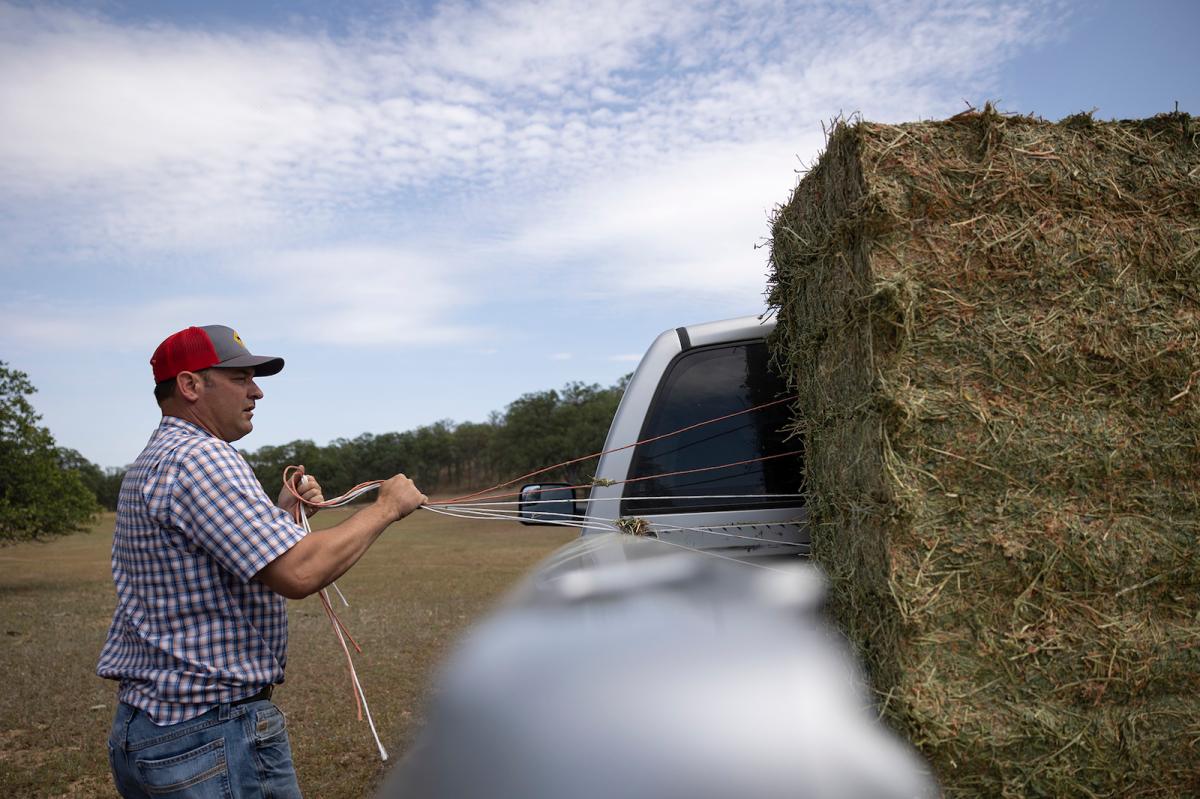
[151, 325, 284, 383]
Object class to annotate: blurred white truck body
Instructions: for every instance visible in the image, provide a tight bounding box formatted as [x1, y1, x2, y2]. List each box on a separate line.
[382, 316, 938, 798]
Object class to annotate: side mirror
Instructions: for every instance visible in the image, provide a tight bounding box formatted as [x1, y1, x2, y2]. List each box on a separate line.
[519, 484, 580, 526]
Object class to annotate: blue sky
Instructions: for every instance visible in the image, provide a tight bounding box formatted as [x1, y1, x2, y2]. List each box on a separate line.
[2, 0, 1196, 469]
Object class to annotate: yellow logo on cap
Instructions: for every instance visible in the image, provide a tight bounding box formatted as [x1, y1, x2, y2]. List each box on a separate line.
[233, 331, 245, 347]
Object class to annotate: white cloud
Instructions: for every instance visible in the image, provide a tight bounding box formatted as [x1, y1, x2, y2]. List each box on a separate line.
[550, 352, 573, 361]
[590, 86, 629, 105]
[501, 136, 823, 301]
[0, 0, 1050, 336]
[0, 8, 341, 208]
[0, 293, 257, 354]
[0, 0, 1061, 469]
[0, 1, 1043, 233]
[405, 0, 700, 89]
[0, 244, 482, 350]
[244, 246, 482, 346]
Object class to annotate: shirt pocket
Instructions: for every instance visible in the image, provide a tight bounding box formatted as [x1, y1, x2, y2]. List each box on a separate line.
[157, 523, 205, 556]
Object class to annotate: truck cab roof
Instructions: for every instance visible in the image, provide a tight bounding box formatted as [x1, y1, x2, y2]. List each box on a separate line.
[673, 314, 776, 351]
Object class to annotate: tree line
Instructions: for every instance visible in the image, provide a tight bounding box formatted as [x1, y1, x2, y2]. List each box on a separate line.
[0, 363, 105, 539]
[245, 378, 628, 501]
[0, 360, 627, 540]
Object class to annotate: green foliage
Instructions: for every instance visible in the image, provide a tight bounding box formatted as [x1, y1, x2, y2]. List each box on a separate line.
[246, 439, 335, 501]
[56, 447, 124, 511]
[496, 381, 624, 484]
[0, 362, 629, 531]
[244, 376, 628, 496]
[0, 363, 100, 539]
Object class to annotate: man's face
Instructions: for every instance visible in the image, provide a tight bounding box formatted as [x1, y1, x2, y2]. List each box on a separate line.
[196, 367, 263, 442]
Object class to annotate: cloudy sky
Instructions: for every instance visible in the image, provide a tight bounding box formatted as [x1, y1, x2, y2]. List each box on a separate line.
[2, 0, 1196, 469]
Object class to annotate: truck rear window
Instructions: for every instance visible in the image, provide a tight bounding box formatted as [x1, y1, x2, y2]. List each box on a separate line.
[621, 341, 804, 515]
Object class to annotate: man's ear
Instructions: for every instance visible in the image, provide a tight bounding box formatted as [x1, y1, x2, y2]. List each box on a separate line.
[176, 371, 204, 402]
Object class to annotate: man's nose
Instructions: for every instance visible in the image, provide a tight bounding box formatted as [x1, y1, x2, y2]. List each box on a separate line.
[249, 379, 264, 399]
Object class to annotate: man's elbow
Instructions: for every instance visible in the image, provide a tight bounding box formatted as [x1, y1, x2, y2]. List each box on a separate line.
[271, 578, 314, 600]
[256, 558, 322, 600]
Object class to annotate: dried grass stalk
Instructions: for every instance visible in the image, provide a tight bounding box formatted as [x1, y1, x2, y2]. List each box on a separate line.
[768, 106, 1200, 798]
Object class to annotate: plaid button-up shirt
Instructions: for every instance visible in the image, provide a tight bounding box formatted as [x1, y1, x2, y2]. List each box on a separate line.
[97, 416, 306, 725]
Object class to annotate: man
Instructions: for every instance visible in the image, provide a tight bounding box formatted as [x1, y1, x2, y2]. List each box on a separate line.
[97, 324, 426, 798]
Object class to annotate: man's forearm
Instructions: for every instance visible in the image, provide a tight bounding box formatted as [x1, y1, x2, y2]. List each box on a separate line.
[256, 501, 398, 599]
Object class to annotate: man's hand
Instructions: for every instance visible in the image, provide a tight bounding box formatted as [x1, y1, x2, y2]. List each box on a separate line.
[278, 466, 324, 518]
[376, 473, 427, 522]
[257, 471, 427, 599]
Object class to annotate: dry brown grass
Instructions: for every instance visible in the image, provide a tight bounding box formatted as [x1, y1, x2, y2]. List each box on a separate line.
[768, 109, 1200, 796]
[0, 508, 576, 798]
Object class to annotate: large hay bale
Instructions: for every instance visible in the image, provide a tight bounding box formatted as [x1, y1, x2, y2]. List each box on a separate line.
[767, 108, 1200, 797]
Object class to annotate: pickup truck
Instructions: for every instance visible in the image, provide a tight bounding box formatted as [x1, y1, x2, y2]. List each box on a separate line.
[518, 314, 809, 557]
[380, 315, 937, 798]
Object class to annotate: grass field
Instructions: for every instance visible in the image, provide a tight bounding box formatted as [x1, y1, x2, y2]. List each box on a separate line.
[0, 507, 577, 798]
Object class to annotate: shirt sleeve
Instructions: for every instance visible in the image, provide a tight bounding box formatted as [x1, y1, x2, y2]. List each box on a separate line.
[168, 438, 307, 582]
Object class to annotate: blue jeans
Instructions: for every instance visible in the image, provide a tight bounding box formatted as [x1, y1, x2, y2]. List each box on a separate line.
[107, 700, 302, 798]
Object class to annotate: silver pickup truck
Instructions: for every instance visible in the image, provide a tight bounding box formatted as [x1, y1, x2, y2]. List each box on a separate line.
[382, 316, 936, 798]
[519, 314, 809, 556]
